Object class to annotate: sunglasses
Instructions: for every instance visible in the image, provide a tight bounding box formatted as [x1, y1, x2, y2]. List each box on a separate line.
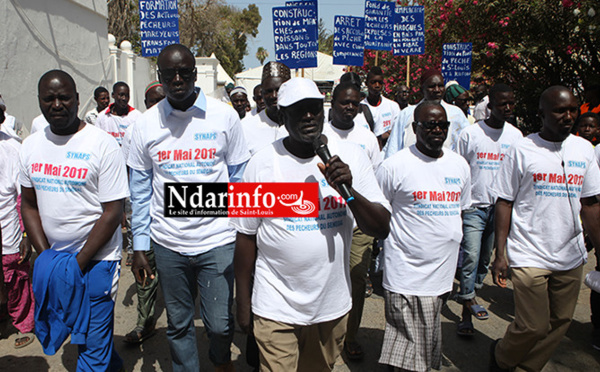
[414, 120, 451, 131]
[158, 68, 196, 82]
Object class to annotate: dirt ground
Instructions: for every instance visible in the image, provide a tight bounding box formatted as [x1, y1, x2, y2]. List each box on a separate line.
[1, 251, 599, 371]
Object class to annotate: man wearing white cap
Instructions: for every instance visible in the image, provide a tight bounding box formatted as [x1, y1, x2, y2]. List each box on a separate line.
[230, 86, 249, 119]
[232, 78, 391, 371]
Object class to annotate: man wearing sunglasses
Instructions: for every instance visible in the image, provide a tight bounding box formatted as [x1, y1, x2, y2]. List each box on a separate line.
[127, 44, 250, 372]
[384, 69, 470, 158]
[377, 101, 471, 372]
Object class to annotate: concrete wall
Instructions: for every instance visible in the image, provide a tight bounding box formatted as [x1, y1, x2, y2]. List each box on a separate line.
[1, 0, 114, 135]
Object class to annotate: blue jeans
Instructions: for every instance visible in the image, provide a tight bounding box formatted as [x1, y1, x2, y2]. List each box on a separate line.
[153, 241, 235, 371]
[458, 206, 495, 301]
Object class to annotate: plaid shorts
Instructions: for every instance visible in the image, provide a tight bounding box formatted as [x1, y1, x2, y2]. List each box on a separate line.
[379, 290, 444, 372]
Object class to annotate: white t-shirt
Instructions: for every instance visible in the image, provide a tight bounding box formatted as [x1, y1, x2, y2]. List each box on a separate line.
[493, 134, 600, 271]
[241, 110, 289, 155]
[95, 106, 142, 146]
[377, 146, 471, 296]
[231, 139, 390, 325]
[323, 121, 382, 170]
[0, 133, 22, 255]
[457, 121, 523, 207]
[473, 96, 491, 121]
[595, 145, 600, 167]
[361, 96, 401, 137]
[127, 91, 250, 254]
[30, 114, 49, 134]
[19, 124, 130, 260]
[324, 107, 371, 132]
[390, 100, 470, 154]
[84, 107, 101, 125]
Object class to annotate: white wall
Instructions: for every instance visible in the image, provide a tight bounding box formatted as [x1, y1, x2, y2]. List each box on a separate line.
[1, 0, 114, 135]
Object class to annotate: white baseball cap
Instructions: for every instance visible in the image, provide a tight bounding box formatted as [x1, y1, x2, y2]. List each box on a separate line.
[277, 78, 323, 108]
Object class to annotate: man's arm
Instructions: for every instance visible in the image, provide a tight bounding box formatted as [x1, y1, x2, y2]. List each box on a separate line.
[234, 232, 257, 334]
[129, 168, 155, 285]
[318, 156, 391, 239]
[581, 196, 600, 251]
[20, 186, 50, 255]
[75, 199, 124, 271]
[491, 197, 513, 288]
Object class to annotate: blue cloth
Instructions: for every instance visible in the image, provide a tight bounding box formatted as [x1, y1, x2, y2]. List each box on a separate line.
[153, 241, 235, 371]
[32, 249, 89, 355]
[76, 260, 122, 372]
[130, 168, 153, 252]
[458, 206, 496, 301]
[163, 87, 207, 117]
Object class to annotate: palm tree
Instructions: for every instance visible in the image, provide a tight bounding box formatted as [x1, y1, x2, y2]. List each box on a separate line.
[256, 47, 269, 65]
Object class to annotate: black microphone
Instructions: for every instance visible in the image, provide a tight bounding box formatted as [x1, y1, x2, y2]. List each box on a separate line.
[312, 137, 355, 202]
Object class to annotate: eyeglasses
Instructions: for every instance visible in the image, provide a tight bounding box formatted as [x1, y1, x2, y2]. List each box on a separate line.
[158, 68, 196, 82]
[414, 120, 451, 130]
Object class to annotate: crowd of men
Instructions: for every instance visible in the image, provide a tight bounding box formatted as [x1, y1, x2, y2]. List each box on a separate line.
[1, 43, 600, 372]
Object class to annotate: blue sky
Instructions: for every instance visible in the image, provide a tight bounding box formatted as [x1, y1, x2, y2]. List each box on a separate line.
[224, 1, 367, 70]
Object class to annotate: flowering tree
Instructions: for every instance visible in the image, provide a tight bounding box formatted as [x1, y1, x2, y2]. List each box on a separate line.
[359, 0, 600, 131]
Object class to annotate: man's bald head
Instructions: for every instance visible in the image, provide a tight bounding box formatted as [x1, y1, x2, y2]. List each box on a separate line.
[157, 44, 195, 70]
[37, 69, 81, 135]
[414, 101, 446, 122]
[38, 70, 77, 94]
[538, 85, 578, 142]
[539, 85, 574, 111]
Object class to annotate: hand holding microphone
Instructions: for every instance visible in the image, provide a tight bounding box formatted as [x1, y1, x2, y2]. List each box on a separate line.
[313, 136, 355, 202]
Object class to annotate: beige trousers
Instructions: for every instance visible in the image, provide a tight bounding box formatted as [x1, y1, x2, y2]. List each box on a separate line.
[495, 265, 583, 372]
[253, 313, 348, 372]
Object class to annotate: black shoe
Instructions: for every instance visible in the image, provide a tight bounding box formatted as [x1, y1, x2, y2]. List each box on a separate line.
[593, 328, 600, 351]
[489, 339, 510, 372]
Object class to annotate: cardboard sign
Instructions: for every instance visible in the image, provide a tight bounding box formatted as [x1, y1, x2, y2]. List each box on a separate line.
[333, 16, 365, 66]
[139, 0, 180, 57]
[442, 43, 473, 90]
[393, 6, 425, 56]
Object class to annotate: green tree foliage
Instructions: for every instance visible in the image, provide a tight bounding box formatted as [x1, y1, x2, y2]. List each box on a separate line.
[256, 47, 269, 65]
[318, 18, 334, 55]
[108, 0, 261, 77]
[360, 0, 600, 131]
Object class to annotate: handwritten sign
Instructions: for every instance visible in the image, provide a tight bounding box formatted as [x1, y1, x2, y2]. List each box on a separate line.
[364, 1, 393, 51]
[272, 5, 318, 69]
[393, 6, 424, 56]
[286, 1, 318, 43]
[138, 0, 180, 57]
[441, 43, 473, 90]
[333, 16, 364, 66]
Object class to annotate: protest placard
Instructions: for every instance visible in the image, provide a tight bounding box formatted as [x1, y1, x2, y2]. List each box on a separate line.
[393, 6, 424, 56]
[333, 16, 364, 66]
[139, 0, 179, 57]
[272, 5, 318, 69]
[364, 0, 394, 51]
[441, 43, 473, 90]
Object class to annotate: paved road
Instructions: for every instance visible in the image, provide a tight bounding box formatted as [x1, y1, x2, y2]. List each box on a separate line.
[1, 251, 600, 371]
